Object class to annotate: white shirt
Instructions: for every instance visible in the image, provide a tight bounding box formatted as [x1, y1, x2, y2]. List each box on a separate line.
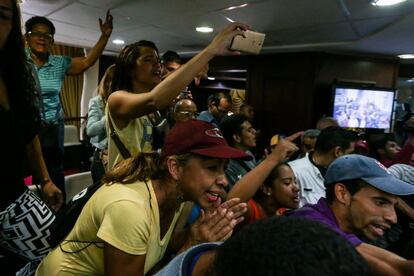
[289, 153, 325, 207]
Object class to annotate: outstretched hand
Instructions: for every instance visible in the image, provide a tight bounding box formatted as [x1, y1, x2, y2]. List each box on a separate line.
[99, 10, 113, 37]
[207, 22, 249, 56]
[269, 131, 303, 161]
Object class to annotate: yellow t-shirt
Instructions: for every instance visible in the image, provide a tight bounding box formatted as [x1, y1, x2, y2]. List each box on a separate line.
[36, 180, 182, 275]
[106, 106, 153, 170]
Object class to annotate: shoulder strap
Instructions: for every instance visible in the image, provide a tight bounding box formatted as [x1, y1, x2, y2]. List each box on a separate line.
[107, 116, 131, 159]
[28, 62, 46, 121]
[28, 62, 62, 122]
[147, 111, 163, 126]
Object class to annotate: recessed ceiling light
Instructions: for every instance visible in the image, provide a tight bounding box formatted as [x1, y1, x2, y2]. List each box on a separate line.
[224, 3, 248, 10]
[208, 77, 215, 80]
[371, 0, 406, 6]
[398, 54, 414, 59]
[112, 39, 125, 45]
[224, 16, 235, 23]
[196, 27, 214, 33]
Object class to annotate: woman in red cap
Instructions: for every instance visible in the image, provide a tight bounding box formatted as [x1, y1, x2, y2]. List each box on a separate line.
[36, 102, 249, 274]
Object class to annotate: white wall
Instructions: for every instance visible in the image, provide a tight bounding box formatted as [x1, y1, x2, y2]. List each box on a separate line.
[80, 48, 99, 140]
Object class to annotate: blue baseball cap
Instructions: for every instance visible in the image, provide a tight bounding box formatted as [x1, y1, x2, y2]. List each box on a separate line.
[325, 154, 414, 196]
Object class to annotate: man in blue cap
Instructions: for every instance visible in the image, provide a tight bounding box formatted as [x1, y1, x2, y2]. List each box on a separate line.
[290, 154, 414, 275]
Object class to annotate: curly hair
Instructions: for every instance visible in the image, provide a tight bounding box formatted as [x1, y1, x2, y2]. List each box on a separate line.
[111, 40, 158, 93]
[1, 0, 40, 128]
[214, 216, 370, 275]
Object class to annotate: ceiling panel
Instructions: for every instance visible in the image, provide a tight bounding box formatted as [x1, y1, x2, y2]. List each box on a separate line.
[266, 22, 356, 46]
[338, 12, 414, 55]
[20, 0, 74, 16]
[344, 0, 414, 20]
[48, 2, 106, 31]
[18, 0, 414, 59]
[223, 0, 346, 32]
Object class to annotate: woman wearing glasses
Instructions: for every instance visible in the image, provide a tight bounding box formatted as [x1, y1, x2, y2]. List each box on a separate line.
[24, 12, 113, 199]
[106, 23, 247, 169]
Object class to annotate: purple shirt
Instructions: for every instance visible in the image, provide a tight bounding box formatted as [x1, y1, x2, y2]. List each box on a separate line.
[290, 198, 363, 246]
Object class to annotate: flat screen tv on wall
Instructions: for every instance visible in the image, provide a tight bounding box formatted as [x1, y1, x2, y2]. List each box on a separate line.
[332, 85, 396, 132]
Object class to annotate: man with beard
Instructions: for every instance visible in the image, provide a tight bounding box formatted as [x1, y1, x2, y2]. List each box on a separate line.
[290, 154, 414, 275]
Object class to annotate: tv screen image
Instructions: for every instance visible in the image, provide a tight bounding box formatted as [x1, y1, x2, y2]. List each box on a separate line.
[332, 87, 395, 130]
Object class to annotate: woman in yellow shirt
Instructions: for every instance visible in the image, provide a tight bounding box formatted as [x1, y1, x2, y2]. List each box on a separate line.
[36, 119, 250, 275]
[106, 23, 247, 169]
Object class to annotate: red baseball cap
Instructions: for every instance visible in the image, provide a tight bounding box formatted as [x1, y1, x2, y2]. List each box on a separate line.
[161, 119, 252, 160]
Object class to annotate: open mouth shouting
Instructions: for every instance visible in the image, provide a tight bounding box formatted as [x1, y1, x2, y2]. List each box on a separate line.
[370, 223, 390, 238]
[202, 190, 225, 209]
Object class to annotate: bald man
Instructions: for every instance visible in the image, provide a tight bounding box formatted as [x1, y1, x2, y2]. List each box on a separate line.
[173, 99, 198, 123]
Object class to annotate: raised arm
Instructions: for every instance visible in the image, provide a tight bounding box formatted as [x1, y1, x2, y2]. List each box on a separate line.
[68, 10, 113, 75]
[227, 132, 302, 204]
[108, 23, 248, 122]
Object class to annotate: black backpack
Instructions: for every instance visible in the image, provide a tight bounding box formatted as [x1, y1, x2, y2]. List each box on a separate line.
[47, 183, 101, 248]
[48, 114, 132, 248]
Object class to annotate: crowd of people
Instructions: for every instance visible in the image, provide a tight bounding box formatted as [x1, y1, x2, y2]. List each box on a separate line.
[2, 0, 414, 275]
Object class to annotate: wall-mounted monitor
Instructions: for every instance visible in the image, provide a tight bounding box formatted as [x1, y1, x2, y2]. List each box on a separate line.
[332, 85, 395, 132]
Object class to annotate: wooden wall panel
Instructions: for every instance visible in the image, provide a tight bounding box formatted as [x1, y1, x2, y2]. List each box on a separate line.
[208, 52, 399, 138]
[313, 53, 399, 123]
[247, 53, 315, 138]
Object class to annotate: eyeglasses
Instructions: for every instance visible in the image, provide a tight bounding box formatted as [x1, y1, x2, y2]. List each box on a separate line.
[177, 111, 199, 118]
[28, 31, 53, 40]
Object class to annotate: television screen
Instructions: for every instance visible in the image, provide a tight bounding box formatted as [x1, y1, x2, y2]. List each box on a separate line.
[332, 86, 395, 131]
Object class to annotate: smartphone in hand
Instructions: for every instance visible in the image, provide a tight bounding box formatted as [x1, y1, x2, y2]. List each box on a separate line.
[230, 30, 266, 54]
